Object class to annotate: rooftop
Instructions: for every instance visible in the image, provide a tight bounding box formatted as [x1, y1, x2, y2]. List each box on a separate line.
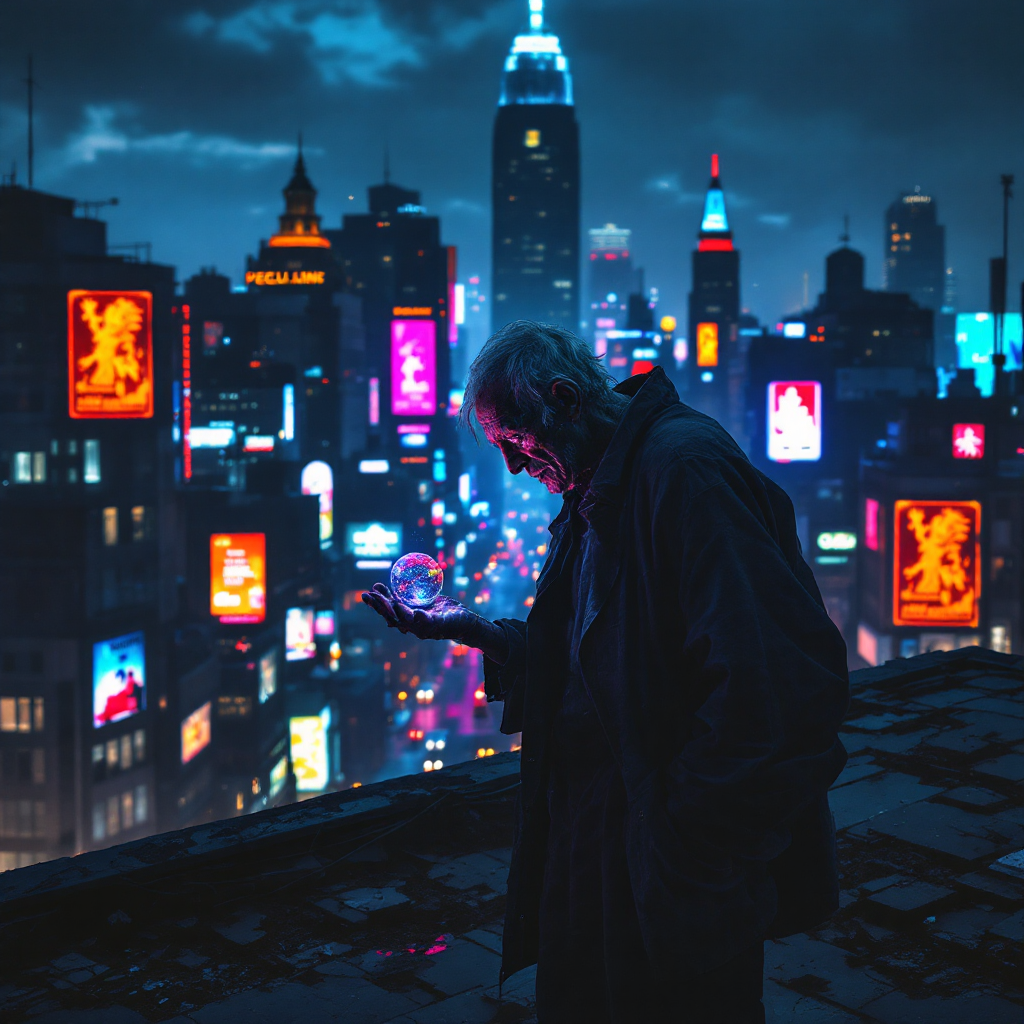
[1, 648, 1022, 1023]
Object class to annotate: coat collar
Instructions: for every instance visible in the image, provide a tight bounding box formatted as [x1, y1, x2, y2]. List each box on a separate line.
[578, 366, 680, 519]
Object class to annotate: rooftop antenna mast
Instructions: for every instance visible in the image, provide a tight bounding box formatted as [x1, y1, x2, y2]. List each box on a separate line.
[25, 54, 37, 189]
[840, 214, 850, 245]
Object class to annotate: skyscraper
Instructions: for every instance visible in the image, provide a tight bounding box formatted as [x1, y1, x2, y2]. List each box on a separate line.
[883, 188, 945, 311]
[491, 0, 579, 331]
[687, 155, 741, 430]
[587, 224, 635, 334]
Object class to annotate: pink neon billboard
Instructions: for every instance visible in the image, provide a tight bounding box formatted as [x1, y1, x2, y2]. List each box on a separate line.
[391, 320, 437, 417]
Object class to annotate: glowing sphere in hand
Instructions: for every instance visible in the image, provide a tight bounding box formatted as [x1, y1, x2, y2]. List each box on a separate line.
[391, 552, 444, 607]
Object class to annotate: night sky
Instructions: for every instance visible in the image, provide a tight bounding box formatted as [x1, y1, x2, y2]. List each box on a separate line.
[2, 0, 1021, 327]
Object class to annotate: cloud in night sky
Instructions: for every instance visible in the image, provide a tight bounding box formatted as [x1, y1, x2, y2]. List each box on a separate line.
[1, 0, 1021, 325]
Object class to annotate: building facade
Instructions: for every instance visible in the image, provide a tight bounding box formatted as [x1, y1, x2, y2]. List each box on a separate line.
[491, 0, 579, 331]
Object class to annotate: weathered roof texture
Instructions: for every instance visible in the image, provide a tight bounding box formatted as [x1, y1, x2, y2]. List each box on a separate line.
[0, 647, 1022, 1023]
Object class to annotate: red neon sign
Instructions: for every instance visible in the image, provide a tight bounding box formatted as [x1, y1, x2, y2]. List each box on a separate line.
[952, 423, 985, 460]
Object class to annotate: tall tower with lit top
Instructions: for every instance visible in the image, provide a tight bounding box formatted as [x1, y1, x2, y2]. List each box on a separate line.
[687, 154, 741, 431]
[491, 0, 579, 331]
[269, 142, 330, 250]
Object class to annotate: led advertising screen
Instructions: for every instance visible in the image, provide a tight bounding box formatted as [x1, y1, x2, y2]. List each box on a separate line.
[314, 610, 335, 637]
[93, 631, 146, 729]
[301, 460, 334, 547]
[696, 322, 719, 367]
[68, 291, 154, 419]
[258, 648, 278, 704]
[893, 500, 981, 628]
[952, 423, 985, 460]
[180, 701, 212, 764]
[391, 319, 437, 416]
[210, 533, 266, 623]
[290, 708, 330, 792]
[767, 381, 822, 463]
[285, 607, 316, 662]
[955, 312, 1022, 397]
[344, 522, 402, 558]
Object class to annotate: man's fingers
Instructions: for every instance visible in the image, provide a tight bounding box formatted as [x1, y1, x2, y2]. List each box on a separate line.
[372, 582, 395, 600]
[361, 591, 400, 626]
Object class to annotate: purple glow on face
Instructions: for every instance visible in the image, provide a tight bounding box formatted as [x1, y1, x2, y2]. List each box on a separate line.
[391, 319, 437, 416]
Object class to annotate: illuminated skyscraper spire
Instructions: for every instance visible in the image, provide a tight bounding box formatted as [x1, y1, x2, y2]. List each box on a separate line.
[499, 0, 572, 106]
[269, 136, 330, 249]
[698, 153, 733, 252]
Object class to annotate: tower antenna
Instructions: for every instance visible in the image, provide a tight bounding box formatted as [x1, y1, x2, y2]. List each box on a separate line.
[840, 214, 850, 245]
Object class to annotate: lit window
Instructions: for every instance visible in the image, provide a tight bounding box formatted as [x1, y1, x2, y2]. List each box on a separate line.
[106, 795, 120, 837]
[92, 744, 103, 766]
[92, 802, 105, 841]
[67, 439, 78, 456]
[33, 697, 43, 731]
[133, 729, 145, 763]
[131, 506, 145, 542]
[120, 733, 132, 770]
[17, 697, 30, 732]
[103, 507, 118, 546]
[0, 698, 15, 732]
[83, 440, 101, 483]
[106, 739, 118, 769]
[135, 784, 148, 824]
[32, 452, 46, 483]
[13, 453, 31, 484]
[67, 467, 78, 483]
[49, 440, 59, 456]
[121, 790, 134, 829]
[32, 749, 45, 784]
[524, 129, 541, 148]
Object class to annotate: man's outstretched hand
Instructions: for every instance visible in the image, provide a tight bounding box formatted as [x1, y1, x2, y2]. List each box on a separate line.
[360, 584, 509, 664]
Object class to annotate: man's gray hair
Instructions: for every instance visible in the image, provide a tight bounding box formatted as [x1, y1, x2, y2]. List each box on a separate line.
[459, 320, 615, 435]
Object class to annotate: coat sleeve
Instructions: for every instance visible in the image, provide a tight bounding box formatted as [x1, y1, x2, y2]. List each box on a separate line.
[654, 458, 849, 883]
[482, 618, 528, 735]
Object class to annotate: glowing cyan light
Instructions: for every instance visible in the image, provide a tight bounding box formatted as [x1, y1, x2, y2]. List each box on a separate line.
[701, 188, 728, 233]
[391, 552, 444, 607]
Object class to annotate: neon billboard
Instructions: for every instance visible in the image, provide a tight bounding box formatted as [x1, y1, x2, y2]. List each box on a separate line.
[696, 322, 719, 367]
[285, 607, 316, 662]
[181, 701, 212, 764]
[210, 533, 266, 623]
[301, 460, 334, 547]
[767, 381, 822, 462]
[893, 500, 981, 628]
[68, 291, 154, 419]
[345, 522, 402, 558]
[391, 319, 437, 416]
[952, 423, 985, 460]
[290, 708, 330, 792]
[93, 632, 146, 729]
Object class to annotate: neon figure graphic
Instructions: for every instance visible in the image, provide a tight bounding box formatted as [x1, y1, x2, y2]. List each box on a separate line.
[68, 291, 154, 418]
[767, 381, 822, 462]
[391, 320, 437, 416]
[952, 423, 985, 460]
[893, 501, 980, 627]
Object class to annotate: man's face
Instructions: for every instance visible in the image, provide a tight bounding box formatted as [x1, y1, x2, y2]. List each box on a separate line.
[476, 403, 576, 494]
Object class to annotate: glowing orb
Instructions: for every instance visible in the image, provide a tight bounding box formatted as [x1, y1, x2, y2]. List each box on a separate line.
[391, 552, 443, 607]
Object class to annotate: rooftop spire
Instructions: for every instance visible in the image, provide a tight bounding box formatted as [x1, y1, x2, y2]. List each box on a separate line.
[498, 0, 572, 106]
[269, 135, 330, 249]
[698, 153, 733, 251]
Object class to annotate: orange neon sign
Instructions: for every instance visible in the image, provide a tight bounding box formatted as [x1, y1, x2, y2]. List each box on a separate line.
[210, 533, 266, 624]
[245, 270, 325, 286]
[696, 322, 719, 367]
[893, 500, 980, 628]
[67, 291, 153, 418]
[392, 306, 433, 317]
[267, 234, 330, 249]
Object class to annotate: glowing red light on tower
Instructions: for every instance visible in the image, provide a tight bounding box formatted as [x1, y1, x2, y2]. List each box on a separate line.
[711, 153, 719, 178]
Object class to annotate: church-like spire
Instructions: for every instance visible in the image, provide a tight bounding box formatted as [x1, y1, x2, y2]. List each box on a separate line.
[698, 153, 733, 252]
[499, 0, 572, 106]
[269, 136, 330, 249]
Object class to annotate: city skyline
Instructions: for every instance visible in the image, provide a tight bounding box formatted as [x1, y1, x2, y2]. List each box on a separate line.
[1, 0, 1020, 324]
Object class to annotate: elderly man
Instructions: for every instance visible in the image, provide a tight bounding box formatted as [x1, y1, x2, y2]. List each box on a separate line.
[362, 321, 849, 1023]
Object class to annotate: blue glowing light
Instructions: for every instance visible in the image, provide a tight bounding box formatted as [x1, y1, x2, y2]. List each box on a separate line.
[701, 189, 729, 233]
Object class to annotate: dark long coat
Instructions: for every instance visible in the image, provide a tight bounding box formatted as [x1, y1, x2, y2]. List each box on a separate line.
[483, 367, 850, 984]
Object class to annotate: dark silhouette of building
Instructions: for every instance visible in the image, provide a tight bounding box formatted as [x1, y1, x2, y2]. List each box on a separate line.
[687, 155, 742, 433]
[0, 183, 176, 866]
[491, 0, 579, 331]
